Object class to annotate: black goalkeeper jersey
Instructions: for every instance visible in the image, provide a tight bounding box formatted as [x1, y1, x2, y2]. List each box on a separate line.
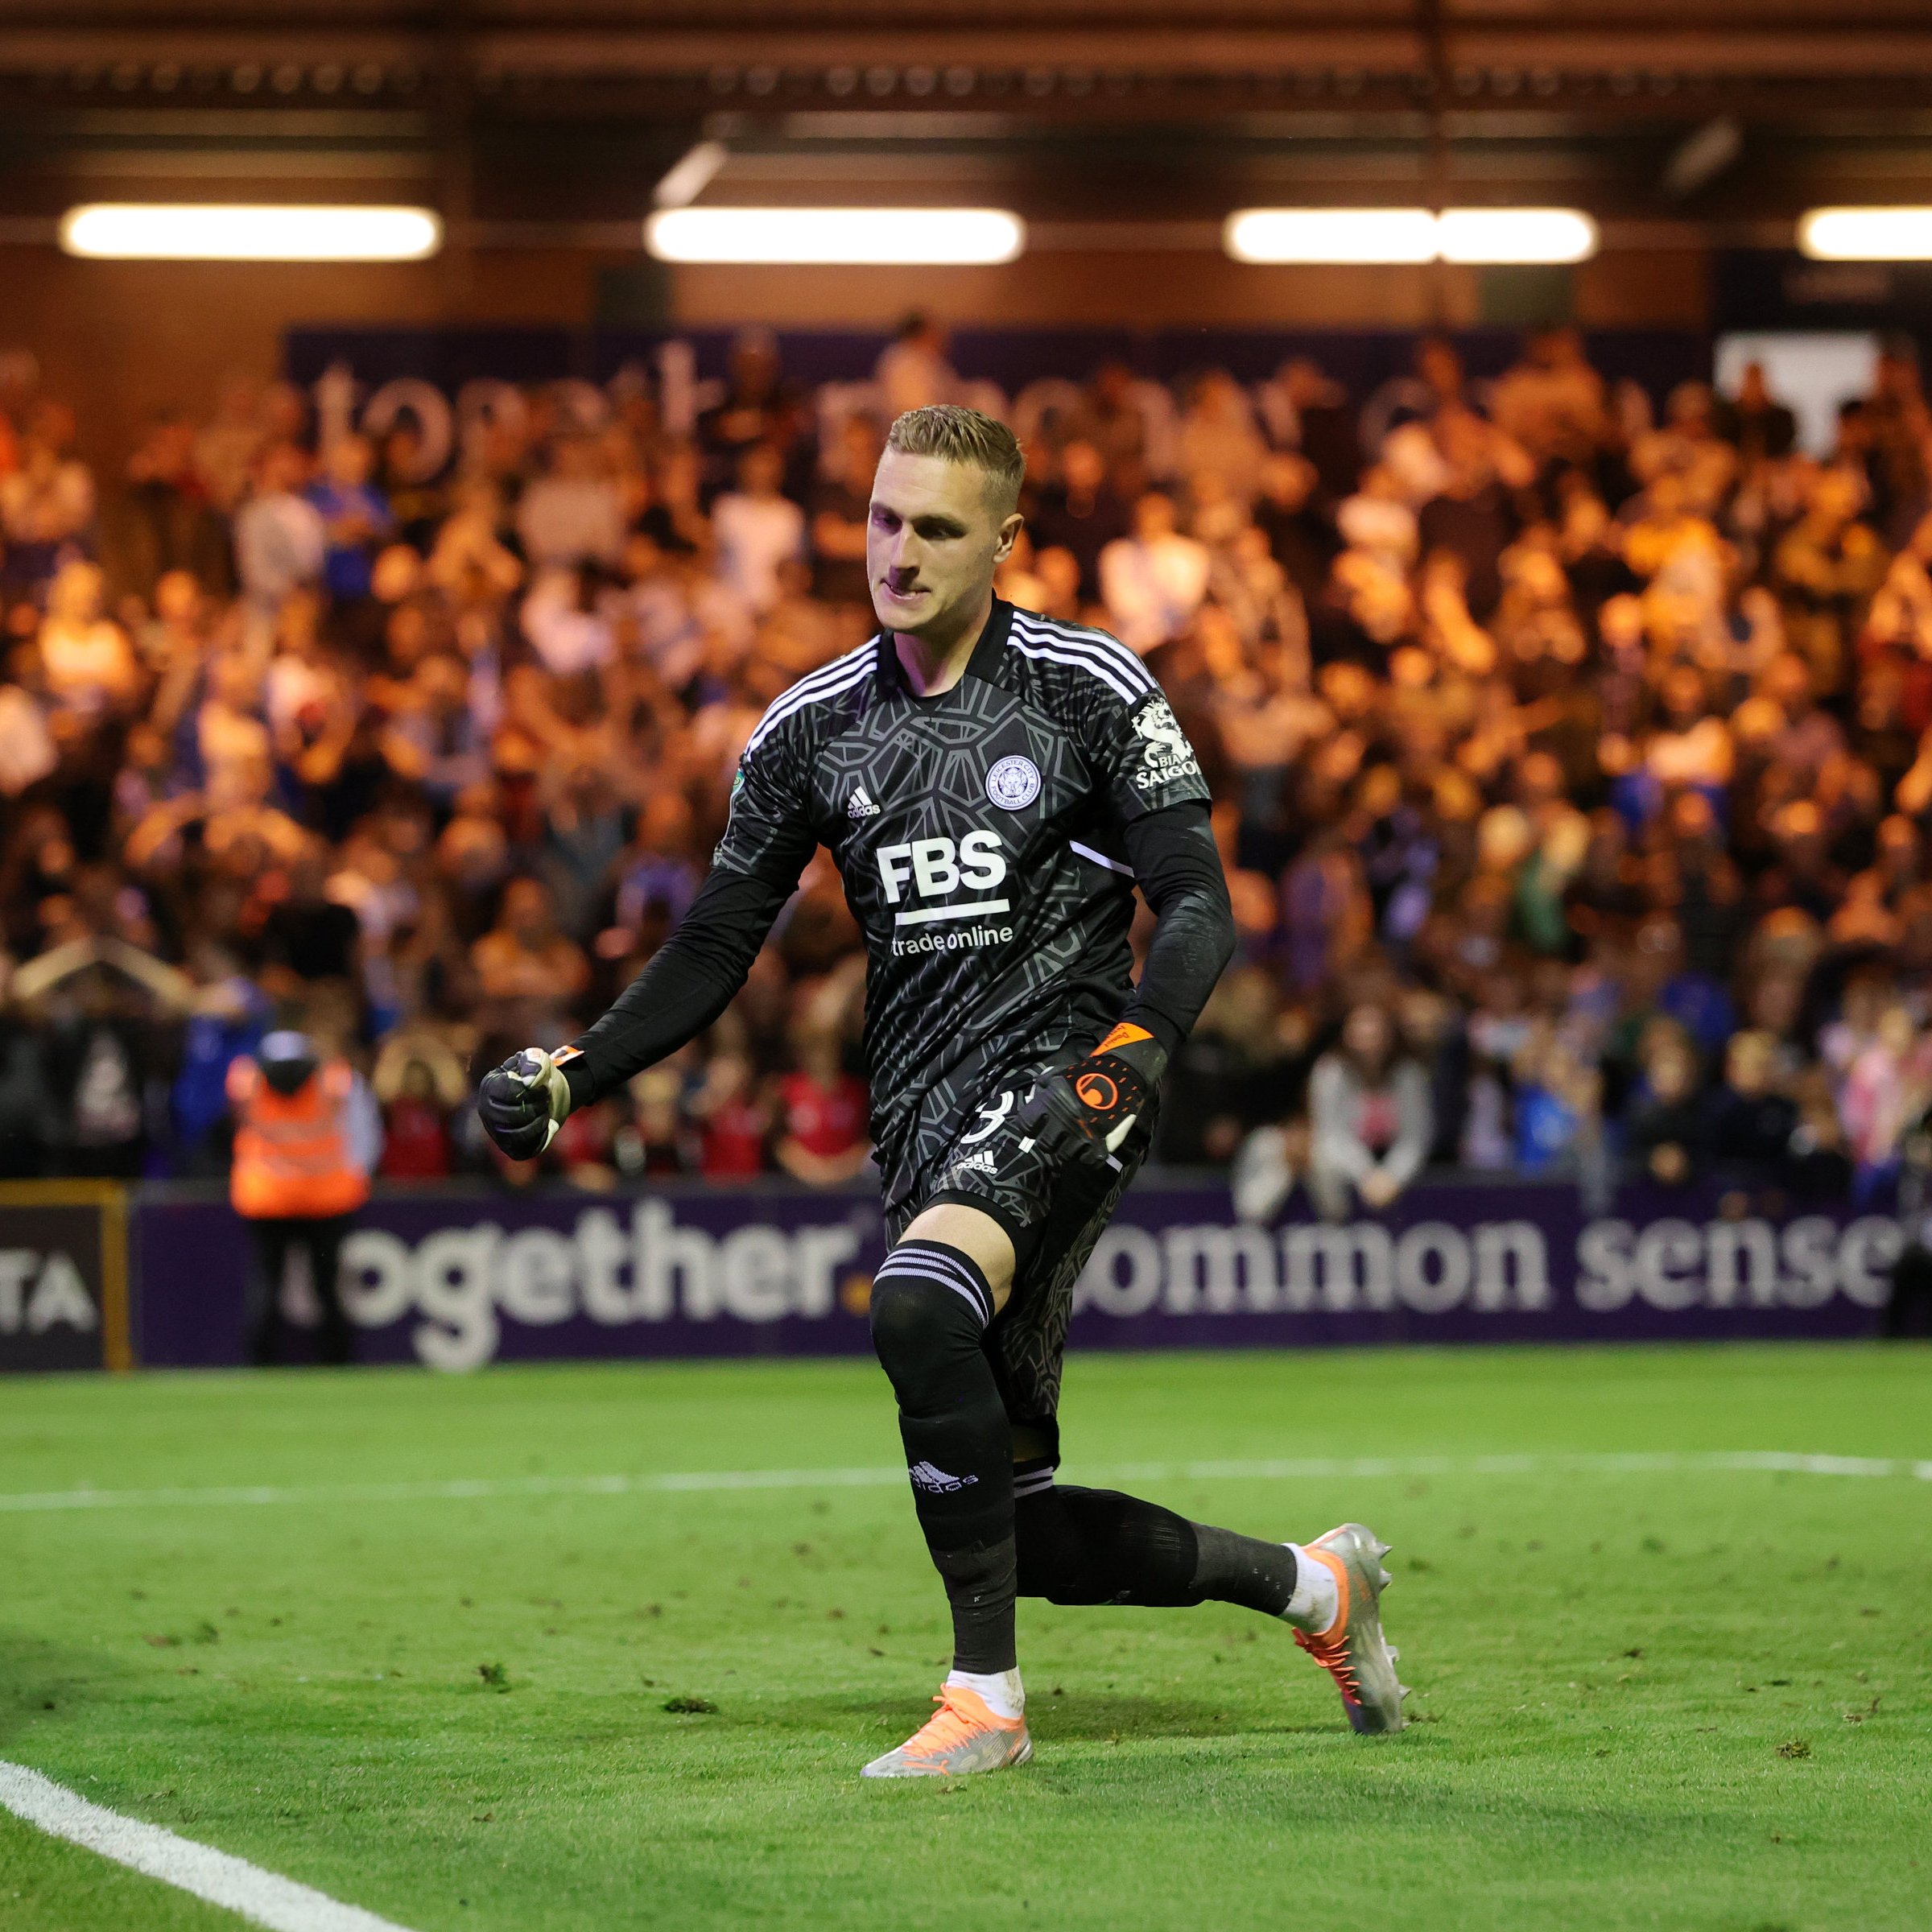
[711, 598, 1212, 1211]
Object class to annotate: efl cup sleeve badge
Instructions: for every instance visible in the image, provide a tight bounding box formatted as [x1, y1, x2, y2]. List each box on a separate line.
[985, 754, 1042, 811]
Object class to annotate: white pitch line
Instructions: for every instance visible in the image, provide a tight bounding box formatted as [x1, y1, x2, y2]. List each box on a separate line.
[0, 1451, 1926, 1516]
[0, 1759, 416, 1932]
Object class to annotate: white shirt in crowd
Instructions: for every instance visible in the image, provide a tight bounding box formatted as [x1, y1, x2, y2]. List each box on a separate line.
[519, 568, 615, 677]
[1099, 529, 1211, 654]
[515, 475, 624, 569]
[233, 489, 326, 607]
[711, 489, 804, 616]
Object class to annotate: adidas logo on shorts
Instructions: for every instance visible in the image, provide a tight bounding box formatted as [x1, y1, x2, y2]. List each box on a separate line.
[908, 1461, 978, 1493]
[848, 786, 881, 819]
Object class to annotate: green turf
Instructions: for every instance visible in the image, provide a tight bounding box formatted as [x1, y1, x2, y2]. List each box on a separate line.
[2, 1346, 1926, 1932]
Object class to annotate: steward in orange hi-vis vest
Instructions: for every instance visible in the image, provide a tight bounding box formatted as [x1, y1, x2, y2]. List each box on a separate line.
[227, 1054, 372, 1220]
[227, 1031, 374, 1365]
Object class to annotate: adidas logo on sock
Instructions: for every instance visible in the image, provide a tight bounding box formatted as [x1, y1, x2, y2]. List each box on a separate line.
[908, 1461, 978, 1493]
[847, 786, 881, 819]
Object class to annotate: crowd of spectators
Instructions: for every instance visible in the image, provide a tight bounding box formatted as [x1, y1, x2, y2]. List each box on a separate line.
[4, 316, 1932, 1216]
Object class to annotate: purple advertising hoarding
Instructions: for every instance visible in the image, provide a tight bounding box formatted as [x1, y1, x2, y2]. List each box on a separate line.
[130, 1179, 1900, 1371]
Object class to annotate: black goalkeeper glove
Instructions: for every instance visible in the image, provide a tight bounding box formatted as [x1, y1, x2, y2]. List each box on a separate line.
[477, 1047, 577, 1160]
[1013, 1022, 1167, 1168]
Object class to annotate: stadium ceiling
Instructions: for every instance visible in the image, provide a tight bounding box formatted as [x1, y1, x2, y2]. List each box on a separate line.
[0, 2, 1929, 237]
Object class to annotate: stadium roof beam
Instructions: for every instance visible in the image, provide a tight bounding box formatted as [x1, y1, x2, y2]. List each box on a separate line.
[5, 10, 1932, 109]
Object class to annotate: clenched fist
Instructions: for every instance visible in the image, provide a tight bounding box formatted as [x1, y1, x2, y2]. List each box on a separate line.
[477, 1048, 575, 1160]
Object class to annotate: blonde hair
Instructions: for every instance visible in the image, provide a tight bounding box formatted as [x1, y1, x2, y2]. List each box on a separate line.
[886, 404, 1025, 516]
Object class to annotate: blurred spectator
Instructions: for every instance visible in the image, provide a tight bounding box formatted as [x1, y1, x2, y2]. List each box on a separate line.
[1489, 327, 1609, 466]
[1715, 361, 1798, 465]
[36, 561, 138, 720]
[774, 987, 872, 1187]
[700, 326, 806, 497]
[1306, 1001, 1432, 1220]
[876, 312, 959, 418]
[691, 1031, 775, 1180]
[811, 415, 882, 609]
[1179, 371, 1267, 506]
[1030, 440, 1129, 599]
[472, 877, 592, 1025]
[233, 442, 324, 618]
[1839, 999, 1932, 1195]
[0, 398, 93, 591]
[124, 408, 226, 592]
[1513, 1030, 1603, 1175]
[1253, 453, 1337, 604]
[712, 444, 805, 617]
[192, 373, 272, 516]
[306, 434, 392, 604]
[1706, 1028, 1798, 1188]
[1624, 1027, 1705, 1187]
[1100, 492, 1210, 653]
[516, 434, 623, 569]
[372, 1027, 468, 1181]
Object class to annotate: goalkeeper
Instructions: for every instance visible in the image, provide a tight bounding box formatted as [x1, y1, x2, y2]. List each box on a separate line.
[480, 404, 1408, 1776]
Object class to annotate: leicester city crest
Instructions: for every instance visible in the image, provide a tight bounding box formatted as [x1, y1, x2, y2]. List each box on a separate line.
[985, 754, 1042, 811]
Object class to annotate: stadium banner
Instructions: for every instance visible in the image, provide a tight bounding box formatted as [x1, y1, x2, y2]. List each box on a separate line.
[282, 324, 1708, 462]
[0, 1182, 132, 1373]
[129, 1179, 1897, 1371]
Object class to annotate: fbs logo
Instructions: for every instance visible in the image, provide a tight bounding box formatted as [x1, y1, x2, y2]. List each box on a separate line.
[909, 1461, 979, 1493]
[876, 831, 1007, 910]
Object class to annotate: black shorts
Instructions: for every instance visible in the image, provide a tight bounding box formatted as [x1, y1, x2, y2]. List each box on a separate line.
[883, 1075, 1158, 1460]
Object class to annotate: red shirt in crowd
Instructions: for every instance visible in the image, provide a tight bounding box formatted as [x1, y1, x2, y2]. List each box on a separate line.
[378, 1096, 452, 1180]
[778, 1071, 868, 1158]
[702, 1094, 773, 1179]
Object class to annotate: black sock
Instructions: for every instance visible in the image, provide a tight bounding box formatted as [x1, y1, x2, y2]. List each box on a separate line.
[1015, 1480, 1298, 1616]
[869, 1241, 1016, 1674]
[1187, 1523, 1299, 1617]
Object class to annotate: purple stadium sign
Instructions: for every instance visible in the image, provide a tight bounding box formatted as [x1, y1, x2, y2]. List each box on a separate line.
[129, 1179, 1899, 1371]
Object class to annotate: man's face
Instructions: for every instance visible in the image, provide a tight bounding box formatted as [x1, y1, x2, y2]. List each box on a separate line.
[505, 882, 550, 943]
[866, 448, 1018, 639]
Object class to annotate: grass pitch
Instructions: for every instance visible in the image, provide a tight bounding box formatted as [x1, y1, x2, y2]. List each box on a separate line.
[1, 1345, 1926, 1932]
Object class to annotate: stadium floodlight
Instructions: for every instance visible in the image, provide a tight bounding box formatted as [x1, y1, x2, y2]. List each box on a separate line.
[1798, 206, 1932, 261]
[643, 206, 1026, 266]
[1223, 208, 1438, 265]
[59, 203, 443, 262]
[1224, 206, 1597, 266]
[1435, 208, 1599, 264]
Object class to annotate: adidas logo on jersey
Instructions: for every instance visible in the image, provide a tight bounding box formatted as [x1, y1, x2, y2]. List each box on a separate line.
[946, 1148, 999, 1182]
[847, 786, 881, 819]
[908, 1461, 978, 1494]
